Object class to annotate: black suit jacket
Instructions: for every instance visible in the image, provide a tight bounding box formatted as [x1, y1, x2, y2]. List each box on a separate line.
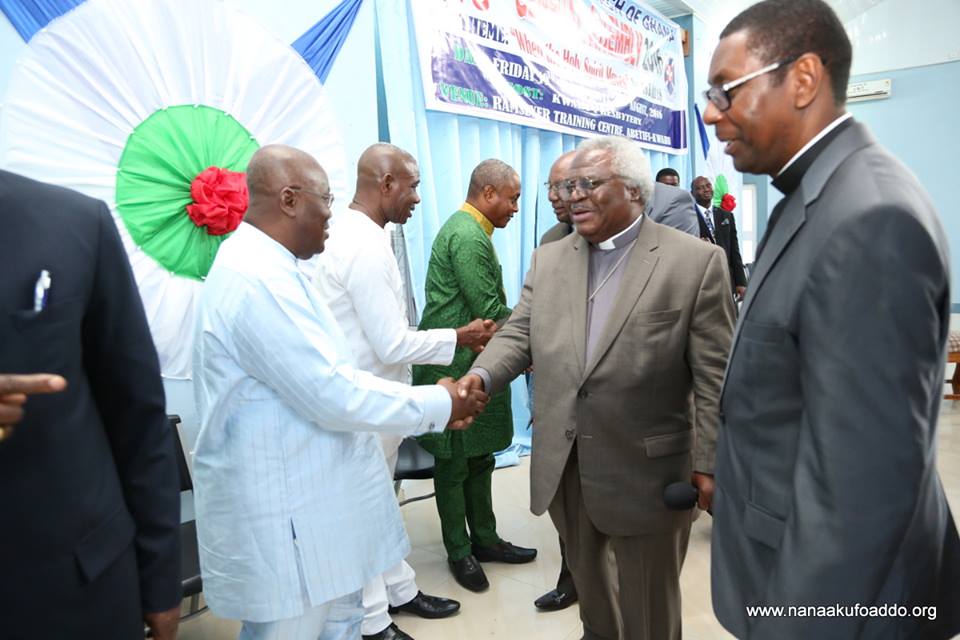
[697, 205, 747, 288]
[712, 122, 960, 639]
[0, 171, 181, 638]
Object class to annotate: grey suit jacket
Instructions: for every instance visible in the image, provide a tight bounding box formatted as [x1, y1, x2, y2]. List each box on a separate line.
[474, 219, 734, 535]
[647, 182, 699, 236]
[712, 121, 960, 639]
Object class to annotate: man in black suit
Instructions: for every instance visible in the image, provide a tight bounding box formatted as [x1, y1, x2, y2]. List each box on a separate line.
[704, 1, 960, 638]
[0, 170, 182, 639]
[692, 176, 747, 300]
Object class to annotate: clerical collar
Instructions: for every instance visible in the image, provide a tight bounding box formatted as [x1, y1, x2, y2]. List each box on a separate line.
[594, 214, 643, 251]
[461, 202, 494, 236]
[772, 113, 853, 195]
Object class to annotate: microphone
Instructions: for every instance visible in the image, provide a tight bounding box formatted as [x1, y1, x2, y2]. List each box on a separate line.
[663, 482, 699, 510]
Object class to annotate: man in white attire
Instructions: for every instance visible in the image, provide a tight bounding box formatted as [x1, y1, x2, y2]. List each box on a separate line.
[315, 143, 496, 640]
[193, 145, 488, 640]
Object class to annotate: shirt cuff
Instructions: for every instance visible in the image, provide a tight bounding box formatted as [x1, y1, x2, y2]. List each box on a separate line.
[410, 384, 452, 435]
[466, 367, 492, 393]
[433, 328, 458, 365]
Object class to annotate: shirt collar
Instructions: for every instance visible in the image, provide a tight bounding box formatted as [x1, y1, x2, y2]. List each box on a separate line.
[461, 202, 494, 236]
[595, 213, 643, 251]
[773, 113, 853, 195]
[236, 221, 299, 268]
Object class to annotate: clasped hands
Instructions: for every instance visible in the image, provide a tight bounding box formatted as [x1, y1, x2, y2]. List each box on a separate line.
[437, 373, 488, 430]
[456, 318, 498, 353]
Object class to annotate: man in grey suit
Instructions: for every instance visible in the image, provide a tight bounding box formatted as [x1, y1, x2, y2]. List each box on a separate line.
[647, 181, 700, 236]
[704, 1, 960, 638]
[460, 136, 735, 639]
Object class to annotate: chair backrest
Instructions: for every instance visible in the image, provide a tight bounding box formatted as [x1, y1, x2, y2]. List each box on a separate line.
[394, 436, 436, 481]
[168, 415, 193, 492]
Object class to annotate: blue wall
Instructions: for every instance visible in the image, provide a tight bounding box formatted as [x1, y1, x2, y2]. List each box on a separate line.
[846, 60, 960, 304]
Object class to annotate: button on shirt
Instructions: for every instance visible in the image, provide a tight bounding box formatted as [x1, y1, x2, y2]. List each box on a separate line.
[315, 207, 456, 384]
[192, 222, 451, 622]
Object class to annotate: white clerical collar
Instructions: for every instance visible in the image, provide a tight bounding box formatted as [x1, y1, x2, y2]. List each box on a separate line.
[596, 214, 643, 251]
[776, 113, 852, 176]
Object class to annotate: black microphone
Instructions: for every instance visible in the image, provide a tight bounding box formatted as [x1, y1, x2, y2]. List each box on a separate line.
[663, 482, 699, 510]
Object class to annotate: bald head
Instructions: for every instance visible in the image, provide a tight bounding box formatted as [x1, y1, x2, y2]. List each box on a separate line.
[246, 144, 327, 202]
[243, 144, 332, 259]
[350, 143, 421, 227]
[356, 143, 416, 187]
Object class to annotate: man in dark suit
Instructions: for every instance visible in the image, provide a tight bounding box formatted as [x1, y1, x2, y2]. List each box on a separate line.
[704, 1, 960, 638]
[691, 176, 748, 299]
[0, 170, 182, 639]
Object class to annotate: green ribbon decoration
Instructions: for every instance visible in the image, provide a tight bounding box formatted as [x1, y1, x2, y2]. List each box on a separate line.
[115, 105, 259, 280]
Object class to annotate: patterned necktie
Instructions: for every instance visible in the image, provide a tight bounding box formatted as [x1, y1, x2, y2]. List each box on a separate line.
[702, 207, 716, 239]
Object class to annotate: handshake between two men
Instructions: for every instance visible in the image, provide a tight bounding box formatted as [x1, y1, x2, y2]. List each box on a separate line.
[437, 318, 498, 430]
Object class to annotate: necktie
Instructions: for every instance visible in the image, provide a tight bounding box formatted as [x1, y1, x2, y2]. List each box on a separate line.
[702, 207, 716, 240]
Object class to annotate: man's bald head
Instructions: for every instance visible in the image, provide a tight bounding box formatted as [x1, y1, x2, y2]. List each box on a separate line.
[356, 143, 417, 186]
[351, 143, 421, 227]
[246, 144, 326, 201]
[243, 144, 332, 259]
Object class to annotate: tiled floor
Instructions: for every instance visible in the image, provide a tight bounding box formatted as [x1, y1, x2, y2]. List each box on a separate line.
[181, 399, 960, 640]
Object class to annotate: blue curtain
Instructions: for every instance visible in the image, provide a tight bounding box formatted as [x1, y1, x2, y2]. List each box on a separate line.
[0, 0, 82, 41]
[374, 0, 690, 452]
[293, 0, 364, 84]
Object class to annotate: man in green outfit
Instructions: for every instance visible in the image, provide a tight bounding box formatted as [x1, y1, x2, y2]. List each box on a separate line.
[413, 159, 537, 592]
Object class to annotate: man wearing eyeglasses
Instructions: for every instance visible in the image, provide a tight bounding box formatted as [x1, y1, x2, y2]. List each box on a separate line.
[704, 1, 960, 639]
[192, 145, 489, 639]
[460, 136, 735, 639]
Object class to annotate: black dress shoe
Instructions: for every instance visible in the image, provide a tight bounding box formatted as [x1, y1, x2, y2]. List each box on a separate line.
[389, 590, 461, 619]
[534, 587, 578, 611]
[448, 554, 489, 592]
[362, 622, 413, 640]
[472, 540, 538, 564]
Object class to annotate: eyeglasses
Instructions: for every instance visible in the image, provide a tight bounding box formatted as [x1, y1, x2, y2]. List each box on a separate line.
[543, 181, 562, 196]
[704, 56, 798, 112]
[289, 186, 335, 207]
[559, 176, 623, 198]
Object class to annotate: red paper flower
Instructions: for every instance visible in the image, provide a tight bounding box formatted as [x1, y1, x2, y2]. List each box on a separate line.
[720, 193, 737, 212]
[186, 166, 248, 235]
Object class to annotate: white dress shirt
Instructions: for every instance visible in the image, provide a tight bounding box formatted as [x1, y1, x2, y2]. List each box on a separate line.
[315, 207, 456, 384]
[192, 222, 451, 622]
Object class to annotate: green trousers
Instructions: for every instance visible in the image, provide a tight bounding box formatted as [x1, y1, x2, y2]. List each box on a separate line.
[433, 448, 500, 561]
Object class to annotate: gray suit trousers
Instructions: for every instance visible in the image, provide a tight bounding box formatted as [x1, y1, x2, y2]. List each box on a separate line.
[549, 446, 692, 640]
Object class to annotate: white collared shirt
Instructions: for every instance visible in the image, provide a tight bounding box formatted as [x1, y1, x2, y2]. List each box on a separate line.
[314, 207, 456, 384]
[192, 222, 451, 622]
[777, 112, 853, 176]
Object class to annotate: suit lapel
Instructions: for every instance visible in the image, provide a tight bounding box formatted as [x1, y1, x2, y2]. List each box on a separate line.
[566, 234, 590, 376]
[582, 220, 659, 381]
[720, 192, 805, 396]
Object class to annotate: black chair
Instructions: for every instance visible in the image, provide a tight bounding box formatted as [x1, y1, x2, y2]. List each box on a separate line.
[169, 415, 206, 622]
[393, 436, 436, 506]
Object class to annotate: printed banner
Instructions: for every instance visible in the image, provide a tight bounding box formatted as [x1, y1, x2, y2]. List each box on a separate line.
[410, 0, 688, 154]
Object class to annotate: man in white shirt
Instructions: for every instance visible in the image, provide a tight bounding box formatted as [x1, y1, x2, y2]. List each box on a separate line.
[316, 143, 495, 640]
[193, 145, 487, 640]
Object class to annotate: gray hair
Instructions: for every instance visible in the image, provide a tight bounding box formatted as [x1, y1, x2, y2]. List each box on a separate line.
[468, 159, 518, 198]
[577, 136, 654, 207]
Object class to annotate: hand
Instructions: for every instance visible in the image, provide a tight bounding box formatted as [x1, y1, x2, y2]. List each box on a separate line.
[437, 376, 488, 430]
[0, 373, 67, 441]
[734, 286, 746, 301]
[455, 318, 498, 353]
[691, 472, 715, 513]
[143, 606, 179, 639]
